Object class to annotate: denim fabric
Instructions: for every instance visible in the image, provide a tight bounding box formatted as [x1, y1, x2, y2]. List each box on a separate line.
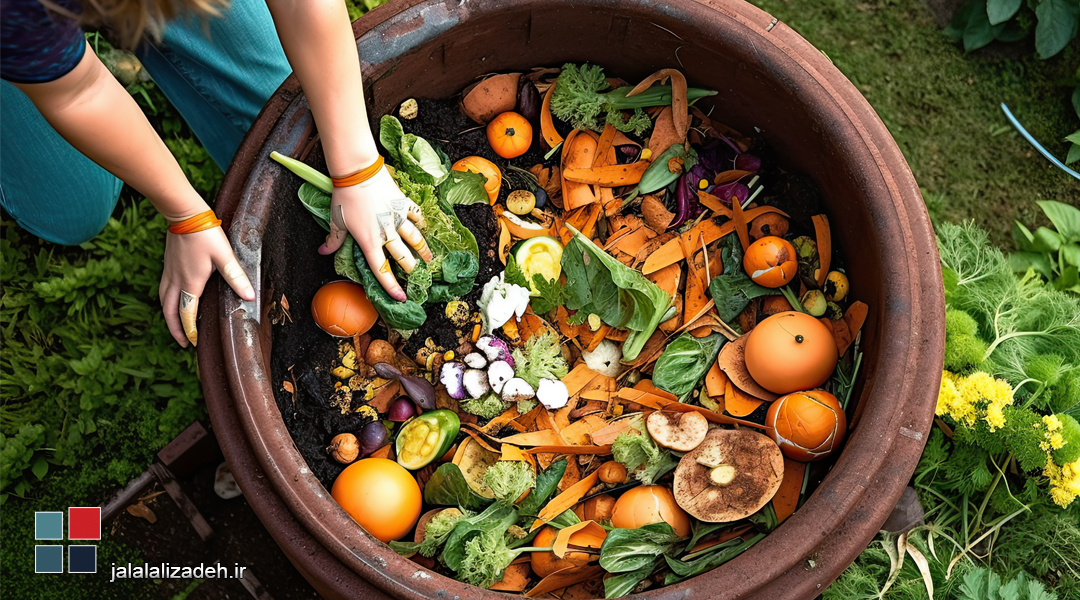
[0, 81, 125, 245]
[0, 0, 291, 245]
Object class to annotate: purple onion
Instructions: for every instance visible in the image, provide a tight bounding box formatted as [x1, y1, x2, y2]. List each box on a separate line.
[400, 375, 436, 410]
[712, 181, 751, 207]
[358, 421, 389, 457]
[615, 144, 641, 164]
[388, 397, 418, 422]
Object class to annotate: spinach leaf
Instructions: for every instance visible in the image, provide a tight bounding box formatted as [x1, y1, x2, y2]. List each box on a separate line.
[653, 332, 725, 401]
[709, 235, 776, 322]
[379, 115, 448, 186]
[599, 522, 683, 573]
[438, 169, 489, 205]
[547, 509, 582, 529]
[348, 247, 428, 330]
[663, 533, 765, 584]
[429, 251, 479, 302]
[561, 228, 671, 361]
[518, 459, 568, 517]
[604, 561, 663, 599]
[424, 463, 494, 511]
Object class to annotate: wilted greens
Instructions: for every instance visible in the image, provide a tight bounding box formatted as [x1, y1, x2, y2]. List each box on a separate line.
[653, 332, 726, 401]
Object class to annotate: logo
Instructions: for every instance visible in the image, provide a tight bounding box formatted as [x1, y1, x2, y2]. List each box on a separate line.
[35, 507, 100, 574]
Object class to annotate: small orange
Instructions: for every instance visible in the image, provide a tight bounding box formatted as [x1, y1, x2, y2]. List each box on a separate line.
[744, 311, 838, 394]
[310, 280, 378, 337]
[331, 458, 421, 542]
[610, 485, 691, 537]
[743, 236, 798, 288]
[766, 390, 847, 461]
[487, 111, 533, 159]
[452, 156, 502, 204]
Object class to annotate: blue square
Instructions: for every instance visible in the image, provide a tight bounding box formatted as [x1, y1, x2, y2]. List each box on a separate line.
[35, 512, 63, 540]
[35, 545, 63, 573]
[69, 545, 97, 574]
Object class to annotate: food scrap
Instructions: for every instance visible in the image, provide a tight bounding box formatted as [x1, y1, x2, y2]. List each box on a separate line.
[270, 63, 870, 597]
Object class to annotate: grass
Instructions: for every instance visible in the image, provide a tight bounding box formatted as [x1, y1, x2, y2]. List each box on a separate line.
[751, 0, 1079, 246]
[0, 0, 1075, 597]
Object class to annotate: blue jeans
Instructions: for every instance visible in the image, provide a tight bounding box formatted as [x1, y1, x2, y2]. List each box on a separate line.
[0, 0, 290, 245]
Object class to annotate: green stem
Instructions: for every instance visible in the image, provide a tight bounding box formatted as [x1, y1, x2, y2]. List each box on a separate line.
[270, 151, 333, 195]
[780, 285, 806, 313]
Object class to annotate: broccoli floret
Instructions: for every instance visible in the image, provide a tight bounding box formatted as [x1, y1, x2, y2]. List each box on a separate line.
[484, 461, 536, 505]
[944, 309, 986, 371]
[611, 417, 678, 485]
[1053, 414, 1080, 466]
[512, 330, 569, 388]
[461, 392, 508, 420]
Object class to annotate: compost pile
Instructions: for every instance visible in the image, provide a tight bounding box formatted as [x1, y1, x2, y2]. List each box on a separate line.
[271, 64, 869, 598]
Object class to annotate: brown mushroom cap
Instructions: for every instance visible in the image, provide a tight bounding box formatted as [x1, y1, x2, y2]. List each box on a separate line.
[646, 411, 709, 452]
[673, 428, 785, 522]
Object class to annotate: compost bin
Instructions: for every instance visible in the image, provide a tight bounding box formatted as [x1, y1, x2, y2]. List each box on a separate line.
[197, 0, 945, 598]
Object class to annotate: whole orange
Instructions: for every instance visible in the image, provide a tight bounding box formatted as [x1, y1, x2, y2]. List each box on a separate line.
[744, 311, 838, 394]
[487, 111, 533, 159]
[743, 236, 798, 287]
[766, 390, 847, 461]
[310, 280, 378, 337]
[330, 458, 421, 542]
[610, 485, 691, 537]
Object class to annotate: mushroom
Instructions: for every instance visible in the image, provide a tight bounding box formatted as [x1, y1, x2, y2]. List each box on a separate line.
[645, 411, 709, 452]
[487, 360, 515, 395]
[440, 362, 467, 399]
[476, 335, 515, 366]
[672, 428, 784, 522]
[536, 379, 569, 409]
[464, 352, 488, 369]
[501, 378, 535, 403]
[582, 339, 622, 378]
[464, 369, 491, 399]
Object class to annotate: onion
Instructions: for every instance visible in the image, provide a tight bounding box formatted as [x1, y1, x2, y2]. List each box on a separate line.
[388, 397, 418, 422]
[400, 375, 437, 410]
[358, 421, 389, 457]
[374, 362, 403, 379]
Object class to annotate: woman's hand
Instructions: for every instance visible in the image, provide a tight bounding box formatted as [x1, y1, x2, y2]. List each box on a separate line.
[160, 227, 255, 347]
[317, 166, 433, 300]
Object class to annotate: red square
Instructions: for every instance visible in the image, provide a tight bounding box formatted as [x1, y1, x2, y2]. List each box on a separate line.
[69, 507, 101, 540]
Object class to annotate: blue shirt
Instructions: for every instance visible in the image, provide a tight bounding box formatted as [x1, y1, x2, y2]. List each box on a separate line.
[1, 0, 86, 83]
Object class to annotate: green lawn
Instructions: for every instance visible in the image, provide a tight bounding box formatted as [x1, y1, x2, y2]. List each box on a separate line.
[1, 0, 1077, 598]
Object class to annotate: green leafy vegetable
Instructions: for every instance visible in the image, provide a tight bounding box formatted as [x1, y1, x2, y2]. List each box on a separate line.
[663, 533, 765, 583]
[423, 463, 494, 511]
[484, 460, 536, 505]
[709, 235, 777, 322]
[945, 308, 987, 371]
[1011, 201, 1080, 294]
[957, 566, 1058, 600]
[460, 393, 509, 420]
[611, 416, 678, 485]
[504, 255, 531, 288]
[511, 330, 569, 388]
[562, 226, 671, 361]
[388, 507, 463, 557]
[599, 522, 684, 597]
[550, 63, 716, 135]
[379, 115, 449, 186]
[529, 274, 568, 316]
[438, 169, 490, 205]
[518, 459, 568, 518]
[653, 332, 725, 401]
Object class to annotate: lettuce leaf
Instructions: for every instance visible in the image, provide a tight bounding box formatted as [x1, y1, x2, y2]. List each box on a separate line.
[561, 226, 671, 361]
[438, 169, 490, 205]
[653, 332, 726, 401]
[380, 115, 448, 186]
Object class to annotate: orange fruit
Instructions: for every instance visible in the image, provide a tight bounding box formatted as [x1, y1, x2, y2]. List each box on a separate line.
[610, 485, 691, 537]
[743, 236, 798, 288]
[310, 280, 377, 337]
[767, 390, 847, 461]
[330, 458, 421, 542]
[744, 311, 838, 394]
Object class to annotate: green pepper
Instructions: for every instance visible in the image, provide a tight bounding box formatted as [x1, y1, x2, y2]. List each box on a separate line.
[395, 409, 460, 470]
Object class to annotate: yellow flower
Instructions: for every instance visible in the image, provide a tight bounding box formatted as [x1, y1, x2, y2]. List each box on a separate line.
[1043, 414, 1063, 432]
[985, 404, 1006, 431]
[1045, 458, 1080, 508]
[1049, 432, 1066, 450]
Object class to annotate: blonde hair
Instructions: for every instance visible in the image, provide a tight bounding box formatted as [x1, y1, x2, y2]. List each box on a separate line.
[40, 0, 230, 49]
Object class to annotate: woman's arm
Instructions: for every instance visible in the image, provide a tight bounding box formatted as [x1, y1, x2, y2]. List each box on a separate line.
[266, 0, 427, 301]
[13, 45, 255, 347]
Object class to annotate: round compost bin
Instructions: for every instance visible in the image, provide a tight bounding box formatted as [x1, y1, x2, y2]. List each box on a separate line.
[197, 0, 945, 598]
